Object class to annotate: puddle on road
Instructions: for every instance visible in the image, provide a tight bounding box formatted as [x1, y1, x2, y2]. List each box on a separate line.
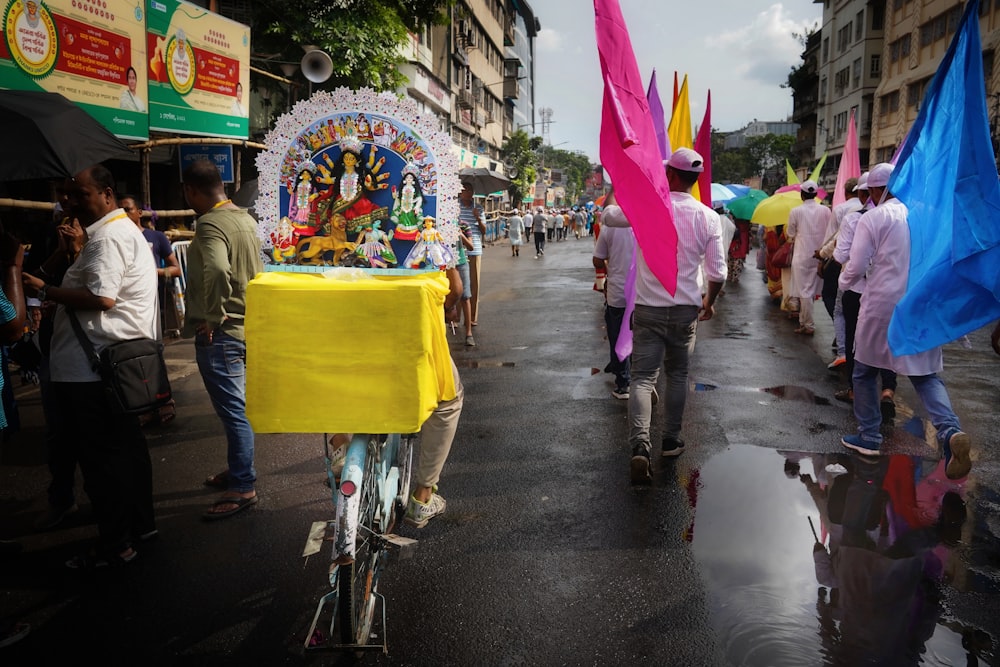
[687, 444, 997, 666]
[453, 360, 516, 369]
[692, 382, 832, 406]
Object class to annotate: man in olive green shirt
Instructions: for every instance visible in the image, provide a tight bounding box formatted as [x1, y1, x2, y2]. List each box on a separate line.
[182, 159, 263, 520]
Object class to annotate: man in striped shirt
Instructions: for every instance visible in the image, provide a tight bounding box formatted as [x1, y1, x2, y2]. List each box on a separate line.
[628, 148, 727, 483]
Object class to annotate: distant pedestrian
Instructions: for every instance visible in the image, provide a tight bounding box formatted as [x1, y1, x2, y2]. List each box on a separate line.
[507, 208, 524, 257]
[785, 180, 832, 336]
[532, 207, 546, 257]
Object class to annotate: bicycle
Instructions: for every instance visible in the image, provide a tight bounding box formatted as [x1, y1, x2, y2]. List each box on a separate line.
[304, 431, 415, 653]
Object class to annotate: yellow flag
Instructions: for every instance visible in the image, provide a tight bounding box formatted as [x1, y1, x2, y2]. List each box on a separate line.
[668, 75, 699, 200]
[786, 159, 799, 185]
[809, 153, 828, 182]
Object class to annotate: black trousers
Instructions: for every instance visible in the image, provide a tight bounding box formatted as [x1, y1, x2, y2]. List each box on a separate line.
[53, 381, 154, 554]
[821, 260, 841, 319]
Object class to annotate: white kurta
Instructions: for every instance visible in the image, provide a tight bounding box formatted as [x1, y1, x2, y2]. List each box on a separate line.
[786, 199, 831, 300]
[838, 197, 942, 375]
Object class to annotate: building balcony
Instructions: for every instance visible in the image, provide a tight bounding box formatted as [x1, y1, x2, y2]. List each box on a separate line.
[457, 89, 476, 110]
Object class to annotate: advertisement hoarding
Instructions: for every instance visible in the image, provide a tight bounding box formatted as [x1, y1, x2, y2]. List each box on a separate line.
[145, 0, 248, 139]
[1, 0, 149, 140]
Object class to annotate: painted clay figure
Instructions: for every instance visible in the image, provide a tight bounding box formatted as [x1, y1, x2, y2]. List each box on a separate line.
[354, 220, 397, 268]
[404, 217, 454, 270]
[390, 161, 424, 241]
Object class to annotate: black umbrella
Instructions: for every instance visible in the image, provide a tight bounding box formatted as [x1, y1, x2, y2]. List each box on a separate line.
[0, 90, 132, 182]
[459, 167, 510, 195]
[231, 177, 259, 219]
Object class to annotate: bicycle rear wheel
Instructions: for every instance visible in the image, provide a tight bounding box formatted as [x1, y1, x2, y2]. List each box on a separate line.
[338, 437, 383, 646]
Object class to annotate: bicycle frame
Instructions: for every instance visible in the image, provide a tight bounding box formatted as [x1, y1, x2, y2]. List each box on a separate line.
[305, 432, 411, 654]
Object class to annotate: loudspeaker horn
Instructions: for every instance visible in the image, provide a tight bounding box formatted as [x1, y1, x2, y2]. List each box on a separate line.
[301, 50, 333, 84]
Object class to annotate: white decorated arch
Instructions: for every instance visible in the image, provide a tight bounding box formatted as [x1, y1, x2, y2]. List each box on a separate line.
[255, 87, 460, 268]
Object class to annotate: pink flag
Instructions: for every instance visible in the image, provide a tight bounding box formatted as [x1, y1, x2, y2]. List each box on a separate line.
[646, 70, 669, 160]
[694, 90, 713, 208]
[595, 0, 677, 296]
[832, 109, 861, 207]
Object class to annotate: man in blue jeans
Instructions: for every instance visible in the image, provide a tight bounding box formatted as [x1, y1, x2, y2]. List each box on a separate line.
[182, 159, 264, 519]
[627, 149, 727, 483]
[837, 163, 971, 478]
[592, 189, 634, 399]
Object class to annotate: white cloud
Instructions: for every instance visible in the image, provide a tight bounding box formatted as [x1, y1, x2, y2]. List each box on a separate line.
[713, 3, 816, 85]
[535, 27, 564, 52]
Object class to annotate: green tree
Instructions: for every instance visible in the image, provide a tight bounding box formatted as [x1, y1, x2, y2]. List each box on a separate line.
[501, 131, 540, 205]
[745, 134, 795, 189]
[253, 0, 452, 91]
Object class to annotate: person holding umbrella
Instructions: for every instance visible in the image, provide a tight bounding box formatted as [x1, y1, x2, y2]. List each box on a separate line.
[785, 180, 832, 336]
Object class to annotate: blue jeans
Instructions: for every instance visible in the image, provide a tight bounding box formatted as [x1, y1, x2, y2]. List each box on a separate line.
[605, 304, 630, 391]
[852, 360, 961, 446]
[628, 304, 699, 454]
[196, 331, 256, 492]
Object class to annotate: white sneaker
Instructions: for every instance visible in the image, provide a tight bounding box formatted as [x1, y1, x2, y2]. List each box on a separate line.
[405, 492, 446, 528]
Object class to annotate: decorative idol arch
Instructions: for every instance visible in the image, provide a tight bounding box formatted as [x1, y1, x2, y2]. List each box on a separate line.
[255, 88, 461, 269]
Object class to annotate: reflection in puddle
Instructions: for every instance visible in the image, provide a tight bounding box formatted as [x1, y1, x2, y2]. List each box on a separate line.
[453, 360, 516, 369]
[689, 445, 996, 666]
[761, 385, 832, 406]
[693, 383, 718, 391]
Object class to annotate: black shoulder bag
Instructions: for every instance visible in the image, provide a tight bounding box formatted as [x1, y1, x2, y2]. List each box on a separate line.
[67, 311, 172, 415]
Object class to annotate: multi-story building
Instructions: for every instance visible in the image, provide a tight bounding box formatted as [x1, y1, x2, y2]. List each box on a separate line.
[870, 0, 1000, 164]
[417, 0, 537, 171]
[723, 120, 800, 150]
[814, 0, 885, 188]
[790, 30, 821, 170]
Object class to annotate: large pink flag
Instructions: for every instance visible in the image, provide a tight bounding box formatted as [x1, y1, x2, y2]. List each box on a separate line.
[595, 0, 677, 295]
[832, 109, 860, 207]
[694, 90, 713, 208]
[646, 69, 669, 160]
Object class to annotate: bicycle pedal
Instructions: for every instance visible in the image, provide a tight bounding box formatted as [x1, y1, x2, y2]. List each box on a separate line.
[384, 534, 417, 548]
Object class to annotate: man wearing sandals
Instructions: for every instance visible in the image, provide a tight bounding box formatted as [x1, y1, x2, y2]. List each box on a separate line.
[23, 165, 158, 568]
[182, 159, 263, 520]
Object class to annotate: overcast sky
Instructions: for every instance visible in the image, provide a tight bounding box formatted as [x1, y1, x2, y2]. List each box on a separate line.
[529, 0, 823, 161]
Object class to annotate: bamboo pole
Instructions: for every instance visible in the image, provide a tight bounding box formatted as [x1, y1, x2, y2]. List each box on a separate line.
[0, 198, 54, 211]
[129, 136, 266, 150]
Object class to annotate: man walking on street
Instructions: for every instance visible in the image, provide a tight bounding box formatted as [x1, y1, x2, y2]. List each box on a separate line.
[837, 163, 971, 479]
[182, 159, 264, 520]
[786, 180, 832, 336]
[628, 148, 727, 483]
[592, 190, 635, 400]
[532, 207, 546, 258]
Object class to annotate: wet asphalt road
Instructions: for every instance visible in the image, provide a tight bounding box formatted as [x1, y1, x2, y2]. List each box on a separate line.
[1, 235, 999, 666]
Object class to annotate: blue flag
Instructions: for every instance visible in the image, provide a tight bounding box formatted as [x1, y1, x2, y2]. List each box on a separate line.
[888, 0, 1000, 356]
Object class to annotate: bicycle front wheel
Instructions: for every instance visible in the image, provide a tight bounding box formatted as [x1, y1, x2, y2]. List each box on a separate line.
[338, 437, 383, 646]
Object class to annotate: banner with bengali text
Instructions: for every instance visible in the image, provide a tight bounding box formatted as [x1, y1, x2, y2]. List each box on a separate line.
[145, 0, 248, 139]
[1, 0, 149, 139]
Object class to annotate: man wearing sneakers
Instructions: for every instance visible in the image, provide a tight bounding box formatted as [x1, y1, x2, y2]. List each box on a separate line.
[628, 148, 726, 483]
[592, 189, 635, 400]
[837, 163, 971, 478]
[405, 266, 465, 527]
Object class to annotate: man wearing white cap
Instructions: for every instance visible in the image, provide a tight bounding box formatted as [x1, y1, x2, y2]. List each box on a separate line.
[628, 148, 727, 483]
[837, 163, 971, 478]
[785, 180, 832, 336]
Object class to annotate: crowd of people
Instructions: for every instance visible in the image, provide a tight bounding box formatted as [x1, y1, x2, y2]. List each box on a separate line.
[588, 150, 977, 487]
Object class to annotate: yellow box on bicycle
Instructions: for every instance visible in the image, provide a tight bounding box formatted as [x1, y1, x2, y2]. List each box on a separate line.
[245, 270, 456, 433]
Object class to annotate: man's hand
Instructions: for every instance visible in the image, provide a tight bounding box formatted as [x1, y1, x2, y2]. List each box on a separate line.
[22, 272, 44, 296]
[57, 219, 85, 256]
[698, 299, 715, 321]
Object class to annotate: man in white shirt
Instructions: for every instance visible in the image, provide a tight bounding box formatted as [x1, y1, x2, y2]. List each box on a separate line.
[837, 163, 970, 479]
[628, 148, 727, 483]
[23, 165, 158, 568]
[786, 180, 832, 336]
[592, 192, 635, 399]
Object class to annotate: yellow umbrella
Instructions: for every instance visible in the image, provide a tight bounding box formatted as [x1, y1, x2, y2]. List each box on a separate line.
[750, 190, 805, 227]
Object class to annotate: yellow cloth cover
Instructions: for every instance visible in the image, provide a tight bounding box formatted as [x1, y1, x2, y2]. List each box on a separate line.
[246, 271, 456, 433]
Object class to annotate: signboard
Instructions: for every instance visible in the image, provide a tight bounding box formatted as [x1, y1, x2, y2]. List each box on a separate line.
[145, 0, 248, 138]
[0, 0, 149, 139]
[178, 143, 232, 182]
